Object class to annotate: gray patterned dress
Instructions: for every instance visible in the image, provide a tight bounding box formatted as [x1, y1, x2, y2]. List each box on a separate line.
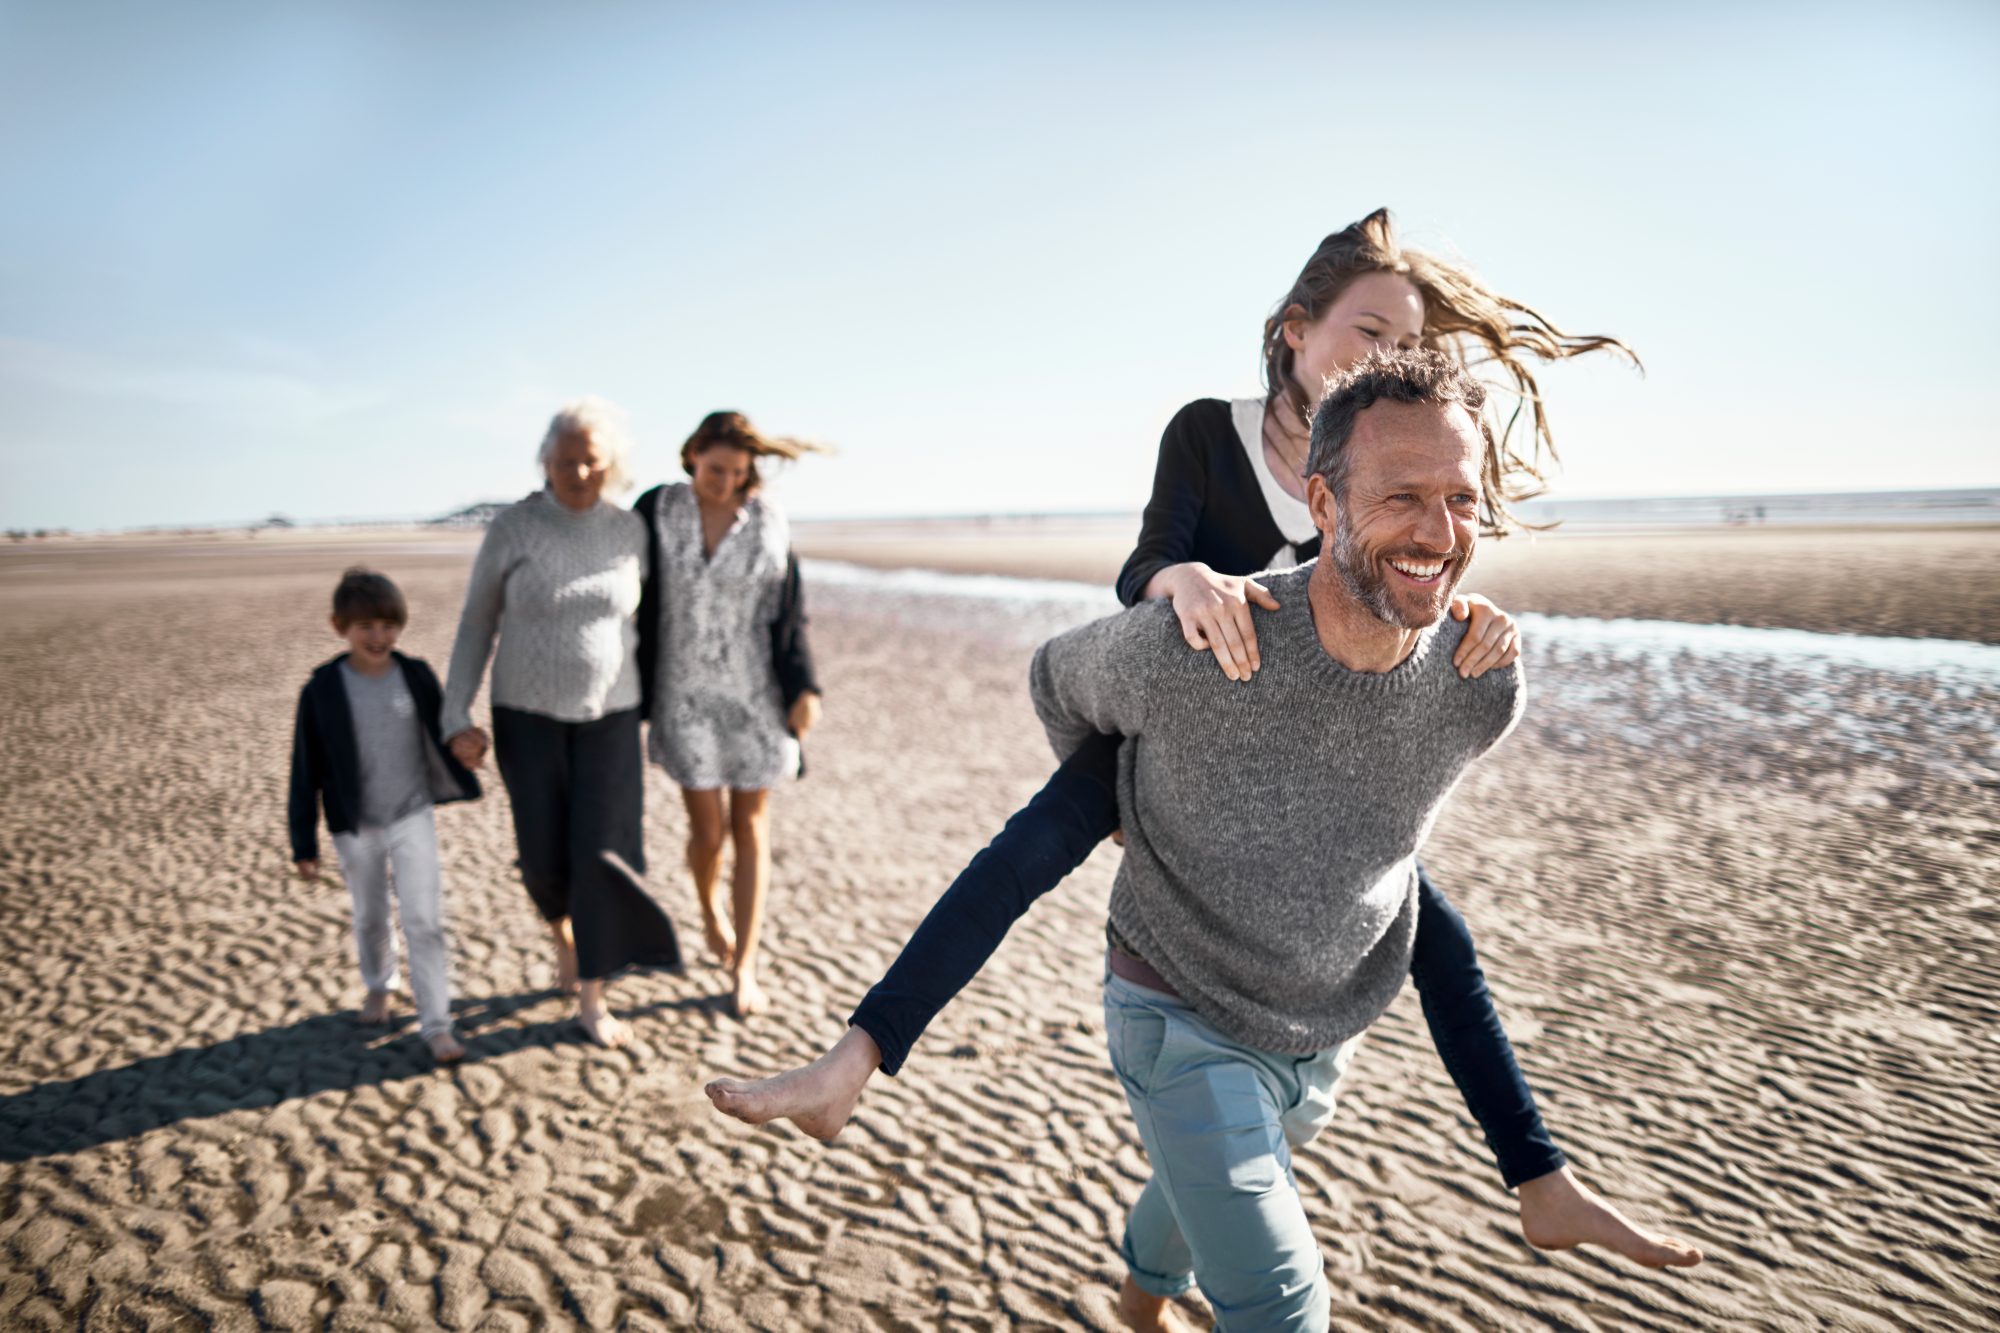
[647, 483, 801, 790]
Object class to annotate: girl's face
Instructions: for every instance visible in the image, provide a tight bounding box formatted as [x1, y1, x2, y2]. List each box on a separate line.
[1284, 270, 1426, 400]
[691, 444, 753, 505]
[546, 429, 611, 511]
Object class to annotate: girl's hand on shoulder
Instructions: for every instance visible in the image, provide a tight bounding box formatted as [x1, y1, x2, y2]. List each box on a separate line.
[788, 691, 822, 740]
[1449, 593, 1521, 679]
[1164, 563, 1280, 683]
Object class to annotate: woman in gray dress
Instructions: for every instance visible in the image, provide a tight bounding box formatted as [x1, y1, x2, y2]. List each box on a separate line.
[443, 398, 681, 1048]
[635, 411, 825, 1018]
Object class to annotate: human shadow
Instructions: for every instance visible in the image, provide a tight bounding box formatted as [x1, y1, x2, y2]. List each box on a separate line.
[0, 979, 723, 1163]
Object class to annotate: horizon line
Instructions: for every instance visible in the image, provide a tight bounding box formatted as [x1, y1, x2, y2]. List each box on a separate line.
[6, 482, 1997, 539]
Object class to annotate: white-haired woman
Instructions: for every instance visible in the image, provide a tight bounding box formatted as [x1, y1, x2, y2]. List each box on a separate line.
[442, 398, 681, 1048]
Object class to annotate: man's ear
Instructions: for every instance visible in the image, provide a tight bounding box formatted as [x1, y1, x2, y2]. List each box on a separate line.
[1306, 473, 1340, 544]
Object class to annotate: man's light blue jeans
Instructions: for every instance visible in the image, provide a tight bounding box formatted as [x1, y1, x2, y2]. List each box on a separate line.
[1103, 969, 1357, 1331]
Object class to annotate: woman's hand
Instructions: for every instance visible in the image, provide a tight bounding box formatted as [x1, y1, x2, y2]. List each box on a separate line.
[1449, 594, 1521, 679]
[294, 859, 320, 882]
[448, 727, 490, 769]
[787, 691, 822, 740]
[1153, 562, 1280, 682]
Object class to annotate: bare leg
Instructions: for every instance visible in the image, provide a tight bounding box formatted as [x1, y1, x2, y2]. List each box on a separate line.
[727, 788, 772, 1018]
[1518, 1166, 1703, 1268]
[359, 989, 393, 1025]
[577, 977, 630, 1049]
[680, 787, 735, 968]
[547, 916, 580, 995]
[706, 1024, 879, 1140]
[1116, 1276, 1201, 1333]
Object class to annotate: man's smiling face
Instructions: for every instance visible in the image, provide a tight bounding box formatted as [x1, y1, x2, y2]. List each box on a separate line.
[1313, 397, 1484, 630]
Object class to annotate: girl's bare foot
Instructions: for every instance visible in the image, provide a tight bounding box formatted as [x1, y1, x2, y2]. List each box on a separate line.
[700, 896, 737, 969]
[548, 917, 580, 996]
[426, 1029, 467, 1064]
[732, 968, 769, 1019]
[1116, 1275, 1202, 1332]
[359, 989, 393, 1025]
[1518, 1167, 1704, 1268]
[706, 1025, 880, 1141]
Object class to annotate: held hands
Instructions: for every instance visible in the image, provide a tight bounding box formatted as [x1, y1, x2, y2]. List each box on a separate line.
[787, 691, 822, 740]
[1162, 563, 1280, 682]
[294, 859, 320, 882]
[448, 726, 490, 769]
[1449, 594, 1522, 679]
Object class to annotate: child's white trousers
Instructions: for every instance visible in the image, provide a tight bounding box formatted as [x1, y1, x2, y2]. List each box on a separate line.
[331, 807, 453, 1038]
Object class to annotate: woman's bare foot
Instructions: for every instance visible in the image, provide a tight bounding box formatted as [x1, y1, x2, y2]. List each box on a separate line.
[732, 968, 769, 1019]
[548, 917, 580, 996]
[700, 896, 737, 969]
[1116, 1275, 1202, 1332]
[359, 989, 393, 1025]
[426, 1029, 467, 1064]
[1518, 1167, 1704, 1268]
[706, 1025, 880, 1141]
[578, 1008, 630, 1049]
[577, 979, 629, 1049]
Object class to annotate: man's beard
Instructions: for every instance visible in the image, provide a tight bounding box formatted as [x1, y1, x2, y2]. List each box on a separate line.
[1329, 513, 1466, 630]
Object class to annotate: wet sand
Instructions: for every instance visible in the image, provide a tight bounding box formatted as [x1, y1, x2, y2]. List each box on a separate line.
[1, 532, 1996, 1329]
[796, 519, 2000, 644]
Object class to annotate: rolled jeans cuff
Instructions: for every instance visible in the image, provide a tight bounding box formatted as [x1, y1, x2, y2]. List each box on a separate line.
[1120, 1231, 1196, 1298]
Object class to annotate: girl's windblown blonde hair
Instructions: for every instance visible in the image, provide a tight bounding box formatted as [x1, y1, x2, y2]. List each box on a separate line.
[1263, 208, 1639, 532]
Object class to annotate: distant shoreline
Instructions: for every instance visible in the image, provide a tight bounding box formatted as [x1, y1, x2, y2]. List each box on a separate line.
[6, 512, 1995, 644]
[8, 484, 1995, 542]
[790, 522, 2000, 645]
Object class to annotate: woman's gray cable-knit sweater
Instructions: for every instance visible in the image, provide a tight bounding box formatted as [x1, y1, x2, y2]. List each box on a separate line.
[441, 489, 648, 738]
[1029, 561, 1524, 1054]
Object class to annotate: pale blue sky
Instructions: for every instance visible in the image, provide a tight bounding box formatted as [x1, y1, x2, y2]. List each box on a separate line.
[3, 1, 1995, 529]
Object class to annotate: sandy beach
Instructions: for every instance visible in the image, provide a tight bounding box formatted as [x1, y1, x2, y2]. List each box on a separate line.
[2, 527, 1997, 1330]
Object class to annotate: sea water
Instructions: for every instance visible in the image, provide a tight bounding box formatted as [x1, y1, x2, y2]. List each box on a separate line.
[802, 560, 2000, 788]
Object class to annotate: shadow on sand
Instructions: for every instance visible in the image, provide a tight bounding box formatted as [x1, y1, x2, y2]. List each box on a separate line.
[0, 980, 722, 1163]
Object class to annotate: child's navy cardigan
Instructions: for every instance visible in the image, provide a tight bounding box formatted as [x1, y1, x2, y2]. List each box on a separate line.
[287, 651, 481, 863]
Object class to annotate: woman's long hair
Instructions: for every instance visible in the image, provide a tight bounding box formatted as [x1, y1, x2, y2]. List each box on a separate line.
[679, 411, 832, 498]
[1262, 209, 1638, 532]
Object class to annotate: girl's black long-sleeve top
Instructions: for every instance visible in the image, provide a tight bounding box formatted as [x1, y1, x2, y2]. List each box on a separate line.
[1115, 398, 1322, 608]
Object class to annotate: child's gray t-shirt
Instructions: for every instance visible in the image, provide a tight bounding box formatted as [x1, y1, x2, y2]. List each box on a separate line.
[340, 661, 432, 829]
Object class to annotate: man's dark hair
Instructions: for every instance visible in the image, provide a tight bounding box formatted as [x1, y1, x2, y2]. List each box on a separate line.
[331, 567, 408, 629]
[1306, 348, 1514, 533]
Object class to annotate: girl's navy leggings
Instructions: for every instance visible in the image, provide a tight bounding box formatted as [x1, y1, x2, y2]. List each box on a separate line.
[848, 731, 1565, 1189]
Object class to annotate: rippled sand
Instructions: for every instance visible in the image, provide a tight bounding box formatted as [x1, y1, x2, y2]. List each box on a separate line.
[1, 533, 1995, 1329]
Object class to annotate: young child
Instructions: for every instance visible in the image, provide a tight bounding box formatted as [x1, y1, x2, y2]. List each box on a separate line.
[288, 568, 481, 1063]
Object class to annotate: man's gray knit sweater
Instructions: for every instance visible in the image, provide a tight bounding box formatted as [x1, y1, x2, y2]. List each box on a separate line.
[1029, 561, 1523, 1055]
